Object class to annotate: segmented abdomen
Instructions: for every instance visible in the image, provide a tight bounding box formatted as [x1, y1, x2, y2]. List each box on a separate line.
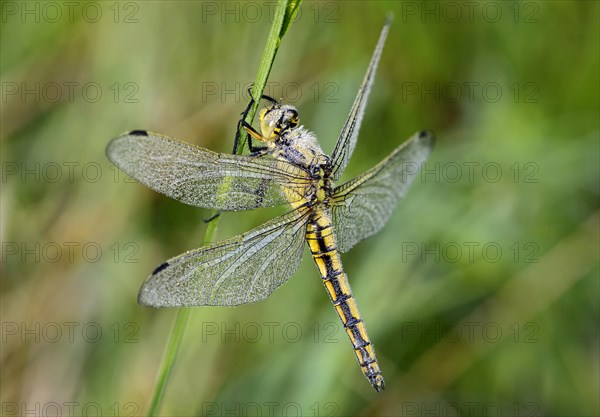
[306, 208, 385, 392]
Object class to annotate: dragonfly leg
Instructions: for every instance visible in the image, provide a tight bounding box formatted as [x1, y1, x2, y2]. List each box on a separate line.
[234, 89, 282, 153]
[238, 119, 268, 153]
[250, 148, 269, 157]
[246, 84, 280, 107]
[233, 93, 257, 154]
[258, 93, 280, 106]
[203, 212, 221, 223]
[232, 118, 248, 155]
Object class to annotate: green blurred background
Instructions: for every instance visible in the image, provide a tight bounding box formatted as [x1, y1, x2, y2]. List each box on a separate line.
[2, 1, 598, 416]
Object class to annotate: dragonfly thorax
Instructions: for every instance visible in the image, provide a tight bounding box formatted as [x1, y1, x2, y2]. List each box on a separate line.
[262, 115, 334, 205]
[272, 126, 331, 174]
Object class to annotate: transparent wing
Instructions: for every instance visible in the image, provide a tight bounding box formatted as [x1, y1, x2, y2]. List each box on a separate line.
[330, 19, 391, 181]
[331, 131, 434, 253]
[106, 130, 311, 211]
[138, 207, 311, 307]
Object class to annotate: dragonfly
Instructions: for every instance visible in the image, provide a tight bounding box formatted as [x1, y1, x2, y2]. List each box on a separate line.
[106, 20, 433, 392]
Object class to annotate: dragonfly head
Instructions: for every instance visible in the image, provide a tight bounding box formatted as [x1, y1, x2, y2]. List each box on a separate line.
[259, 104, 300, 141]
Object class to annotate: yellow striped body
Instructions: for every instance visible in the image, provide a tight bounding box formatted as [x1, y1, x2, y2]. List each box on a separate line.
[257, 100, 386, 391]
[306, 207, 385, 392]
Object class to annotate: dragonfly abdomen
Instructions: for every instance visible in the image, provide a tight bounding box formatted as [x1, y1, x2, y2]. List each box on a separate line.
[306, 209, 385, 392]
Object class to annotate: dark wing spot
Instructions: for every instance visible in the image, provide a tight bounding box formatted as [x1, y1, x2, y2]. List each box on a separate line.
[152, 262, 169, 275]
[417, 130, 436, 148]
[129, 130, 149, 137]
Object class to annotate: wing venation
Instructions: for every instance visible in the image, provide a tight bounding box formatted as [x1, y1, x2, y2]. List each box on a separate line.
[330, 20, 391, 180]
[106, 131, 310, 211]
[331, 131, 434, 253]
[138, 208, 311, 307]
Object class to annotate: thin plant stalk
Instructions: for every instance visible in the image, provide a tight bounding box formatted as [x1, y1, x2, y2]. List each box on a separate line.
[235, 0, 301, 154]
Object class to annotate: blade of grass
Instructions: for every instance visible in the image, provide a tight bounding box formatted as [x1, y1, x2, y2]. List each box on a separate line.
[235, 0, 302, 154]
[145, 1, 301, 415]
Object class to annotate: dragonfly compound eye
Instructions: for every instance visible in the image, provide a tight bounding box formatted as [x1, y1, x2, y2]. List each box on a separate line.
[259, 106, 285, 141]
[280, 105, 300, 129]
[259, 105, 300, 140]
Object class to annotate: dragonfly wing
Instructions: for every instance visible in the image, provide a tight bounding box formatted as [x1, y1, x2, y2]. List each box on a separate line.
[106, 130, 310, 211]
[138, 207, 311, 307]
[331, 131, 434, 253]
[330, 20, 391, 181]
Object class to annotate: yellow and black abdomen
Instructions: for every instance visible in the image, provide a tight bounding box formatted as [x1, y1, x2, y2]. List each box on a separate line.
[306, 208, 385, 392]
